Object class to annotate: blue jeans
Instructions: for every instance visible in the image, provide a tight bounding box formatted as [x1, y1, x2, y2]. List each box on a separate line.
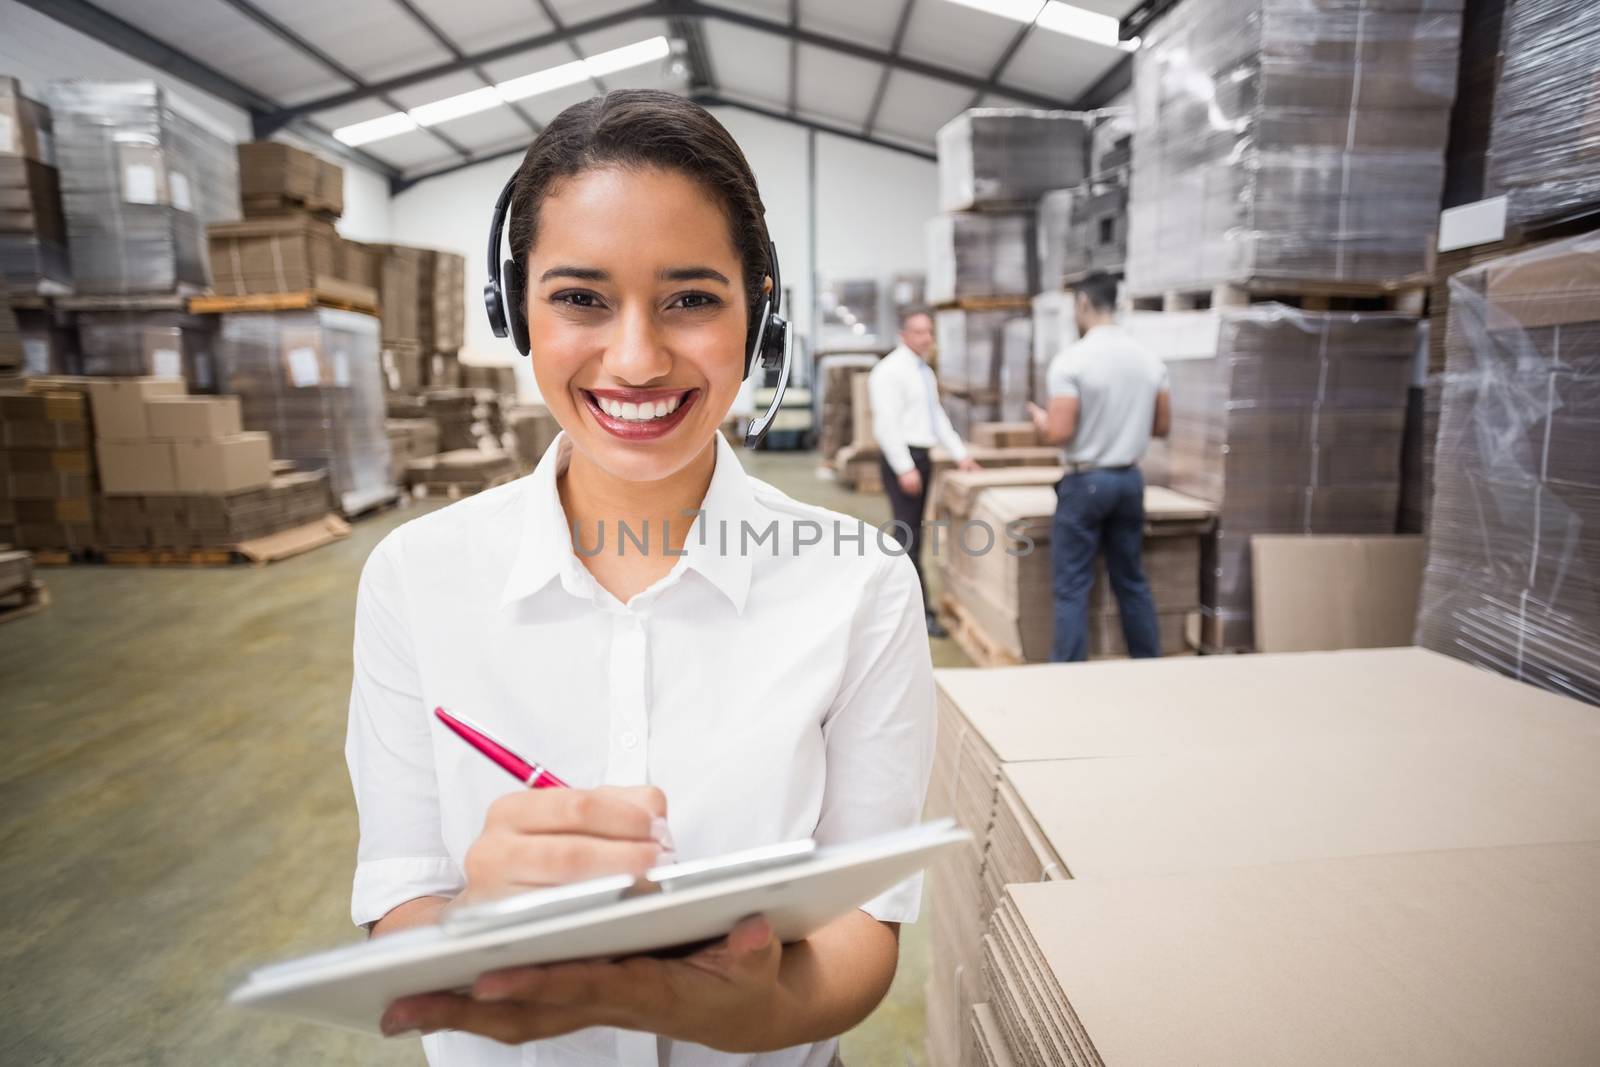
[1050, 466, 1161, 662]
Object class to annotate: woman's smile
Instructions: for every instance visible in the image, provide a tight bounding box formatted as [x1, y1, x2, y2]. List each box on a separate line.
[579, 385, 700, 441]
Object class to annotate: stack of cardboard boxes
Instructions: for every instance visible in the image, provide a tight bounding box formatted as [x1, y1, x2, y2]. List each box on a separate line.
[90, 379, 270, 496]
[0, 77, 69, 295]
[365, 243, 467, 396]
[929, 111, 1087, 436]
[925, 649, 1600, 1067]
[0, 383, 95, 550]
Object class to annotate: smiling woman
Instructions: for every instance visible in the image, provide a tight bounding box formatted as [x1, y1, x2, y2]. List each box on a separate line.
[345, 90, 937, 1067]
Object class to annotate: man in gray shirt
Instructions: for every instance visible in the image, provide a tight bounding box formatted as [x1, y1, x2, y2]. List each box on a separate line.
[1027, 271, 1171, 661]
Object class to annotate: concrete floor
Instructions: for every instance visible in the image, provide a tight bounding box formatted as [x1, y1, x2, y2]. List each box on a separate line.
[0, 448, 970, 1066]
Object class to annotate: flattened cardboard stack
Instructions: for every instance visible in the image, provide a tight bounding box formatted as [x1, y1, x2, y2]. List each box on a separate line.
[1036, 178, 1127, 291]
[0, 78, 70, 293]
[206, 216, 375, 304]
[48, 81, 240, 294]
[97, 469, 331, 549]
[927, 214, 1037, 306]
[362, 243, 467, 354]
[0, 384, 95, 549]
[407, 448, 515, 492]
[936, 110, 1088, 213]
[1483, 0, 1600, 228]
[1415, 233, 1600, 705]
[76, 310, 217, 391]
[932, 470, 1213, 661]
[422, 388, 477, 453]
[986, 844, 1600, 1067]
[819, 361, 875, 464]
[236, 141, 343, 219]
[214, 307, 392, 516]
[934, 308, 1032, 435]
[1160, 306, 1416, 650]
[1126, 0, 1461, 294]
[385, 417, 439, 488]
[923, 648, 1600, 1067]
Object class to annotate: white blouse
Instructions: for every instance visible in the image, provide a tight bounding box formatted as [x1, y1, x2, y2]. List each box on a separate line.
[346, 430, 937, 1067]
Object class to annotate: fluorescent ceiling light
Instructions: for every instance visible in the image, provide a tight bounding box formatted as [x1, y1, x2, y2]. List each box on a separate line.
[333, 111, 417, 146]
[408, 86, 505, 126]
[943, 0, 1128, 49]
[332, 36, 673, 147]
[497, 59, 591, 102]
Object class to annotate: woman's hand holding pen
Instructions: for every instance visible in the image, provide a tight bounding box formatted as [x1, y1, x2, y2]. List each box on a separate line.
[380, 914, 791, 1051]
[451, 785, 673, 909]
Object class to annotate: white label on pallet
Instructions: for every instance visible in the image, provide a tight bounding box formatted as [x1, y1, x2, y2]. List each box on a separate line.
[170, 172, 193, 212]
[333, 350, 350, 387]
[287, 346, 321, 387]
[151, 348, 182, 379]
[22, 338, 47, 374]
[123, 164, 158, 205]
[1438, 197, 1508, 252]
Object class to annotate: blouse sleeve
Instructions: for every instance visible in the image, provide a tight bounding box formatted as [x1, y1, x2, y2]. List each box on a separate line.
[815, 550, 938, 923]
[345, 529, 464, 927]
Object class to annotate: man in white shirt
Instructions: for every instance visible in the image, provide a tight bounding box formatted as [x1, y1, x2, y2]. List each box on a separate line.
[867, 307, 981, 636]
[1027, 271, 1171, 662]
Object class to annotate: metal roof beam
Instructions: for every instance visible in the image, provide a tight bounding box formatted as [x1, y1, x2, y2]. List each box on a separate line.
[863, 0, 916, 138]
[262, 2, 669, 127]
[15, 0, 401, 179]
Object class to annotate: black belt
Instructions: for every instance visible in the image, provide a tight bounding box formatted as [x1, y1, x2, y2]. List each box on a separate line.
[1064, 462, 1134, 475]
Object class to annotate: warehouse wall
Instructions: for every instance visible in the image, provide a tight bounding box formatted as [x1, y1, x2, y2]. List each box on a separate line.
[388, 104, 939, 395]
[0, 0, 392, 242]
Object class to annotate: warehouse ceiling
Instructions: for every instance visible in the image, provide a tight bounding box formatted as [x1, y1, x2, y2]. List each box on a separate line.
[26, 0, 1150, 191]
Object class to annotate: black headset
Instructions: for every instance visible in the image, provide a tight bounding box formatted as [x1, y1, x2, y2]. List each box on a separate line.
[484, 172, 793, 448]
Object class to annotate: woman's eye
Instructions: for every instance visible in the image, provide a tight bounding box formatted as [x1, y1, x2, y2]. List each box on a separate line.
[553, 290, 603, 309]
[673, 292, 721, 310]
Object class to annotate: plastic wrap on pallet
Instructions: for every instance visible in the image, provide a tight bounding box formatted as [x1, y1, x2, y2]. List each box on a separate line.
[214, 307, 392, 515]
[936, 109, 1088, 212]
[1414, 233, 1600, 705]
[1165, 304, 1416, 649]
[926, 212, 1036, 305]
[1038, 182, 1129, 290]
[47, 81, 239, 295]
[997, 317, 1036, 423]
[1127, 0, 1463, 295]
[1484, 0, 1600, 228]
[934, 307, 1030, 398]
[77, 310, 218, 391]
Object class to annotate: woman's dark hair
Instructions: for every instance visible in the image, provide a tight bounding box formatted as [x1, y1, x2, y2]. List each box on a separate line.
[507, 90, 772, 324]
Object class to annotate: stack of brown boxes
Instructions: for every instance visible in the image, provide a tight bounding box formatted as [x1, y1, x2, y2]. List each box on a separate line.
[422, 389, 477, 452]
[364, 244, 468, 398]
[0, 384, 95, 550]
[236, 142, 342, 219]
[207, 141, 372, 306]
[0, 77, 70, 294]
[407, 448, 516, 494]
[505, 404, 561, 474]
[385, 417, 440, 488]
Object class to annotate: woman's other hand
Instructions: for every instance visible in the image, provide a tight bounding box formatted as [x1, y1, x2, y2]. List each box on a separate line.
[379, 915, 785, 1051]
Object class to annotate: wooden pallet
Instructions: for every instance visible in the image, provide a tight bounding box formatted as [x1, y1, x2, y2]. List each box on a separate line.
[1128, 277, 1429, 315]
[938, 593, 1023, 668]
[188, 281, 378, 316]
[98, 515, 351, 566]
[0, 580, 50, 624]
[102, 547, 238, 566]
[410, 474, 515, 500]
[932, 294, 1034, 313]
[54, 288, 205, 312]
[28, 548, 96, 566]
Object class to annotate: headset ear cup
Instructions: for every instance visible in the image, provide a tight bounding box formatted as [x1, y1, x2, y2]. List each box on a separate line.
[504, 259, 531, 356]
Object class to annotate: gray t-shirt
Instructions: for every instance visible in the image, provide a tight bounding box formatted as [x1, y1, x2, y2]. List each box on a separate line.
[1045, 324, 1170, 468]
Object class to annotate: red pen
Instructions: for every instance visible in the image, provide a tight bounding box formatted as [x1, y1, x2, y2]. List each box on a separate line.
[435, 707, 570, 789]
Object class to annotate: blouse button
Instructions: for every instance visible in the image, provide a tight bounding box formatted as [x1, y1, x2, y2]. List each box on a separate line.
[621, 731, 640, 749]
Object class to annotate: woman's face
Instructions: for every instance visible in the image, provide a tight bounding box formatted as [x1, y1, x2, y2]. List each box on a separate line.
[524, 164, 758, 483]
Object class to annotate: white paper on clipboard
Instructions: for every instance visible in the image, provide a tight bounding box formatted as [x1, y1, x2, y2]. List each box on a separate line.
[229, 820, 966, 1035]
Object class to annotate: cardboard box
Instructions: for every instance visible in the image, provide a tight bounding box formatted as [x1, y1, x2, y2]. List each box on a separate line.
[0, 448, 91, 475]
[171, 432, 272, 493]
[0, 470, 92, 499]
[1251, 534, 1425, 653]
[145, 396, 242, 441]
[86, 377, 186, 441]
[95, 440, 177, 494]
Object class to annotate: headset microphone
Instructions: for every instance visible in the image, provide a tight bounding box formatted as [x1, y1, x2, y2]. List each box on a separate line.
[484, 171, 792, 449]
